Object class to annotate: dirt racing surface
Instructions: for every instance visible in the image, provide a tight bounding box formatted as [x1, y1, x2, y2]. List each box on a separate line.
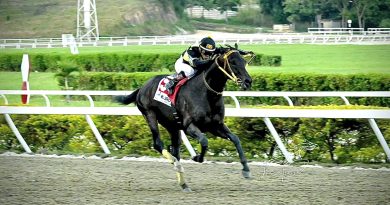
[1, 153, 389, 205]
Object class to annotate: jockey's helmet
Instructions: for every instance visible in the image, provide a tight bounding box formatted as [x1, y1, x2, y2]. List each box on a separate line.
[199, 37, 216, 60]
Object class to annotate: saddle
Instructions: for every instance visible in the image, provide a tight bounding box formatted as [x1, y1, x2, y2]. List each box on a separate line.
[153, 77, 189, 106]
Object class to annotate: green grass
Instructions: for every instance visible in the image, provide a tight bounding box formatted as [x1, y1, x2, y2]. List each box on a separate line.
[0, 72, 59, 106]
[241, 44, 390, 74]
[2, 44, 390, 74]
[0, 72, 126, 106]
[0, 72, 59, 90]
[1, 44, 389, 106]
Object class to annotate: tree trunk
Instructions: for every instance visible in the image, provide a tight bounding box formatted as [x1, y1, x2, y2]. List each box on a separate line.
[355, 2, 367, 28]
[341, 11, 345, 28]
[358, 14, 363, 28]
[326, 136, 335, 162]
[337, 1, 349, 28]
[316, 14, 322, 28]
[65, 77, 70, 103]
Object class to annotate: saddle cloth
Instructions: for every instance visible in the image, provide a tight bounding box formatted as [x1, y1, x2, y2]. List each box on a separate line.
[153, 77, 189, 106]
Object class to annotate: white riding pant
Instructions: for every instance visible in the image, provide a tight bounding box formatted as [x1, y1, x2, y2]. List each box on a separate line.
[175, 56, 195, 77]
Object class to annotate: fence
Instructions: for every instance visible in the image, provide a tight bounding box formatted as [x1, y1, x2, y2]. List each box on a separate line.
[1, 90, 389, 163]
[367, 28, 390, 35]
[1, 32, 390, 49]
[308, 27, 390, 35]
[308, 28, 365, 35]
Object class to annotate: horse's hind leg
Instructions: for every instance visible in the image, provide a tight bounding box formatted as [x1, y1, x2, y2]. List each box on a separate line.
[143, 112, 164, 154]
[211, 124, 251, 179]
[185, 124, 208, 163]
[167, 128, 181, 160]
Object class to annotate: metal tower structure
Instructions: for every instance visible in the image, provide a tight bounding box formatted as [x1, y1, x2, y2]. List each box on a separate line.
[77, 0, 99, 41]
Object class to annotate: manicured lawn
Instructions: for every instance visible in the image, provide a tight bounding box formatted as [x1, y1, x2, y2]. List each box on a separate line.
[1, 44, 389, 105]
[0, 72, 59, 90]
[2, 44, 389, 74]
[241, 44, 390, 74]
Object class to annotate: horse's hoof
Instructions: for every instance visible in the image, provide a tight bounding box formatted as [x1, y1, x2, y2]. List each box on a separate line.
[242, 170, 251, 179]
[182, 187, 192, 192]
[192, 155, 204, 163]
[181, 183, 192, 192]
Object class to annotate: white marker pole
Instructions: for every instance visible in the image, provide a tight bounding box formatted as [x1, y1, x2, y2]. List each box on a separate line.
[21, 54, 30, 104]
[180, 130, 196, 157]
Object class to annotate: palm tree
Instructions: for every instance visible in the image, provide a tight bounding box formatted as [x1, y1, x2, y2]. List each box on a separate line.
[55, 60, 80, 103]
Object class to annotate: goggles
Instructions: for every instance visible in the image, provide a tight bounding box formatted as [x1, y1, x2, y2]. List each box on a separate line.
[201, 49, 213, 57]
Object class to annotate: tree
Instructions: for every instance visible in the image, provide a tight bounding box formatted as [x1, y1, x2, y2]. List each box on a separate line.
[366, 0, 390, 28]
[352, 0, 380, 28]
[325, 0, 352, 28]
[198, 0, 216, 18]
[283, 0, 318, 23]
[259, 0, 288, 23]
[214, 0, 241, 22]
[55, 60, 80, 103]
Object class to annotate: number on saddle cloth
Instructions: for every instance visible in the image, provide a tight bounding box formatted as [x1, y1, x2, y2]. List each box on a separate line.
[153, 76, 189, 107]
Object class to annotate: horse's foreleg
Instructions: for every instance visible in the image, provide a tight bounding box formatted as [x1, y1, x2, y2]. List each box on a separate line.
[186, 124, 208, 163]
[162, 149, 191, 192]
[168, 129, 181, 161]
[157, 127, 190, 192]
[227, 132, 251, 178]
[212, 124, 251, 178]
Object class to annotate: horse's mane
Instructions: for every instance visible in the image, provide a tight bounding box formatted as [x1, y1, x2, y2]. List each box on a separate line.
[215, 44, 253, 62]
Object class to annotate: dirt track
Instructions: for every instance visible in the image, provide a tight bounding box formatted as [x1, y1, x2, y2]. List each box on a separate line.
[1, 154, 389, 205]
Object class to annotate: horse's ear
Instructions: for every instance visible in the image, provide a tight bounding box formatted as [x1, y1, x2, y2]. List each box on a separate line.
[234, 43, 238, 49]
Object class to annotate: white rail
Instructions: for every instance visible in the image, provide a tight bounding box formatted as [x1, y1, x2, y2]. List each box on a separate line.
[1, 90, 389, 163]
[367, 28, 390, 35]
[2, 106, 389, 118]
[1, 33, 390, 49]
[308, 27, 365, 35]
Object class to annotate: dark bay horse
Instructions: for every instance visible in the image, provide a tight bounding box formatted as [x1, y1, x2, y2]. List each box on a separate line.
[116, 46, 253, 191]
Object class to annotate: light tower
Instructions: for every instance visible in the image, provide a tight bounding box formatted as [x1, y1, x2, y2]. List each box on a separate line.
[77, 0, 99, 41]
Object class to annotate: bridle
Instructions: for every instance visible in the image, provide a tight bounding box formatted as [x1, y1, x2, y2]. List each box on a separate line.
[203, 50, 253, 95]
[216, 50, 240, 84]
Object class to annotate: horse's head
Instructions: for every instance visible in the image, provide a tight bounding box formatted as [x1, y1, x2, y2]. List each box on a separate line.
[215, 45, 253, 90]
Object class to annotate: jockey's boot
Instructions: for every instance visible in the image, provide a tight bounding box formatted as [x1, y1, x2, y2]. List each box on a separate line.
[166, 71, 186, 94]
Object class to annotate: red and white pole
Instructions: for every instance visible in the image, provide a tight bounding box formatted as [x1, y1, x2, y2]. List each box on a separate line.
[21, 54, 30, 104]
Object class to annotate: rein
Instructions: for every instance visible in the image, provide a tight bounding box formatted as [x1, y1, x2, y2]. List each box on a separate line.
[202, 50, 240, 95]
[202, 72, 223, 95]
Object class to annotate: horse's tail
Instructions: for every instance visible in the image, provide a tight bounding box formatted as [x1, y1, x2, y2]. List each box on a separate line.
[114, 89, 140, 105]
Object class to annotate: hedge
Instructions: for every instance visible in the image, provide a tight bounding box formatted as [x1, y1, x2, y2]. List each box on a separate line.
[62, 72, 390, 107]
[1, 114, 389, 163]
[0, 52, 281, 72]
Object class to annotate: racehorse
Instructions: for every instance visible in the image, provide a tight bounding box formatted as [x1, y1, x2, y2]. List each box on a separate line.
[116, 45, 254, 192]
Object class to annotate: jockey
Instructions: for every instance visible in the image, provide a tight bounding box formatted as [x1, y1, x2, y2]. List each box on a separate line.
[165, 36, 219, 94]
